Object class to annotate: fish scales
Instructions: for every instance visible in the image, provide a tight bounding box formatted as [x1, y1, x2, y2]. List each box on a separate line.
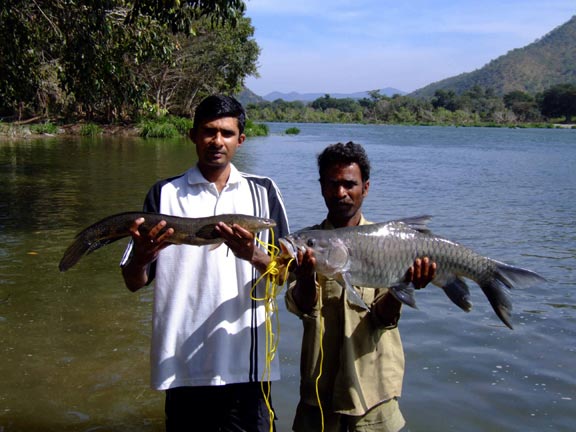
[343, 223, 488, 288]
[279, 217, 545, 329]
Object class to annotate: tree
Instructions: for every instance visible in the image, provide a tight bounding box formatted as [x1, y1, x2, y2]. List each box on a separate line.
[503, 91, 540, 122]
[431, 90, 459, 112]
[142, 15, 260, 117]
[540, 83, 576, 123]
[125, 0, 246, 32]
[0, 0, 251, 121]
[0, 1, 61, 117]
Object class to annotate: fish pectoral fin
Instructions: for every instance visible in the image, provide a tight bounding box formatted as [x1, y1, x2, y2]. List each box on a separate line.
[338, 272, 370, 311]
[389, 283, 418, 309]
[195, 224, 220, 240]
[437, 276, 473, 312]
[208, 240, 225, 251]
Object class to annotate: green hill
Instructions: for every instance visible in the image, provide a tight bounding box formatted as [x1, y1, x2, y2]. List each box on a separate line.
[410, 15, 576, 98]
[236, 88, 265, 106]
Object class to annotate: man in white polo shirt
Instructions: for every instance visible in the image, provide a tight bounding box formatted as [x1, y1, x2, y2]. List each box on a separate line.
[121, 95, 289, 431]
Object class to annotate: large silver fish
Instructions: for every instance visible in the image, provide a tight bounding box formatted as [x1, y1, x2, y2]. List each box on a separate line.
[59, 212, 276, 272]
[279, 216, 545, 329]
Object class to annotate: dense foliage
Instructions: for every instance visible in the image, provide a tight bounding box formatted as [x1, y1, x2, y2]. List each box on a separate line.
[0, 0, 257, 122]
[540, 84, 576, 123]
[247, 85, 576, 126]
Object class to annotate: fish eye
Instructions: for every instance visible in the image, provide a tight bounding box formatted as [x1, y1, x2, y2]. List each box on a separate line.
[306, 239, 316, 247]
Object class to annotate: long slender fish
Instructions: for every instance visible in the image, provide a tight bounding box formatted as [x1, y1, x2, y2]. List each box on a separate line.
[279, 216, 545, 329]
[59, 212, 276, 272]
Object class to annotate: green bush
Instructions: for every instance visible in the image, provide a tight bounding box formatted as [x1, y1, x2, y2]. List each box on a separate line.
[284, 127, 300, 135]
[30, 122, 59, 134]
[139, 120, 180, 138]
[244, 120, 269, 137]
[79, 123, 103, 136]
[138, 116, 192, 138]
[167, 115, 193, 135]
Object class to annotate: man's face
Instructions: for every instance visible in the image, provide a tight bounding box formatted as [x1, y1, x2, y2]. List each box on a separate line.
[320, 162, 369, 226]
[191, 117, 245, 169]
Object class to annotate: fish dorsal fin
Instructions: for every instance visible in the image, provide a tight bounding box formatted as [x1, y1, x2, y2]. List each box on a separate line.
[392, 215, 433, 235]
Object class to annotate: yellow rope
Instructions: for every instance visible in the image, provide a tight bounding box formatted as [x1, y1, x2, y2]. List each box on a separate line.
[250, 229, 294, 432]
[316, 293, 325, 432]
[250, 229, 325, 431]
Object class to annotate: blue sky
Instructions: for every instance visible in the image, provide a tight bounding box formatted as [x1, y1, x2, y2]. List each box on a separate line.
[243, 0, 575, 96]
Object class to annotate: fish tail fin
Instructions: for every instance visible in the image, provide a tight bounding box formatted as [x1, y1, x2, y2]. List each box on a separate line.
[494, 261, 547, 289]
[59, 236, 116, 272]
[479, 277, 514, 329]
[480, 262, 546, 330]
[59, 237, 89, 272]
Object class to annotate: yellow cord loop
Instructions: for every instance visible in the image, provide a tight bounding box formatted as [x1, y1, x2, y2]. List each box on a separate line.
[250, 229, 325, 431]
[250, 228, 294, 432]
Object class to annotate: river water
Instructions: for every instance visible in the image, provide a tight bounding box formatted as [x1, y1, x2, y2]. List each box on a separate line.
[0, 124, 574, 431]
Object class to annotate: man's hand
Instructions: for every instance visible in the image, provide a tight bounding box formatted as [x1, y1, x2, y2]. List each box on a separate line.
[215, 222, 256, 262]
[288, 247, 318, 313]
[215, 222, 272, 274]
[291, 246, 316, 279]
[128, 217, 174, 266]
[122, 217, 174, 292]
[404, 257, 437, 289]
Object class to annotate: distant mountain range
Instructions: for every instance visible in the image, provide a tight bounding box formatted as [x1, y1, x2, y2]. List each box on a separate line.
[262, 87, 404, 101]
[237, 87, 404, 105]
[239, 15, 576, 104]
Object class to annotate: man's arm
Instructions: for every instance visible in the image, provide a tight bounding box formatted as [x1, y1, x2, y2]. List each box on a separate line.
[287, 247, 318, 314]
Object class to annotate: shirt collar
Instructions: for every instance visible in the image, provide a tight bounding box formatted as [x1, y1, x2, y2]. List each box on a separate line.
[187, 163, 242, 186]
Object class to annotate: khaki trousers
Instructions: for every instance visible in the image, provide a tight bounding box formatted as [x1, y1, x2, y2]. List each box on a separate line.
[292, 398, 405, 432]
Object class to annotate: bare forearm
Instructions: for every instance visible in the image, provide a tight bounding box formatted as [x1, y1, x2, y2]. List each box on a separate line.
[122, 261, 148, 292]
[292, 275, 318, 314]
[373, 291, 402, 328]
[249, 247, 272, 275]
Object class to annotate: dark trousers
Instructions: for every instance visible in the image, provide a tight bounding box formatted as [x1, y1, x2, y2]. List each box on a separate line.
[165, 382, 276, 432]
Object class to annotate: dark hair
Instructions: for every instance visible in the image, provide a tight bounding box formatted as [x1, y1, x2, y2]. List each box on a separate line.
[192, 95, 246, 134]
[317, 141, 371, 182]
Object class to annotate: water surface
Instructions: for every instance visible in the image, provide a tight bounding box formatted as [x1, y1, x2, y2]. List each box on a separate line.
[1, 125, 574, 431]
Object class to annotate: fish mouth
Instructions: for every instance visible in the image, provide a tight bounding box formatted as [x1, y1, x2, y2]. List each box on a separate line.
[279, 237, 297, 259]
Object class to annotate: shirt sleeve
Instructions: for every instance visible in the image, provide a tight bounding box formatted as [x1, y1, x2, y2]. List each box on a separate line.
[119, 183, 162, 285]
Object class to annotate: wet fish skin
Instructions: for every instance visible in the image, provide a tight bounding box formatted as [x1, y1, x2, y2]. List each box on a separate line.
[280, 216, 545, 329]
[59, 212, 276, 272]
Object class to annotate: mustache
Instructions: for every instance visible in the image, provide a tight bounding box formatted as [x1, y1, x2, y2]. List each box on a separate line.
[328, 198, 353, 206]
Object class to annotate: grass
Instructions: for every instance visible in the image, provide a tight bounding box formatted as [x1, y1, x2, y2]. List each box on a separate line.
[79, 123, 103, 136]
[30, 122, 59, 134]
[138, 115, 193, 138]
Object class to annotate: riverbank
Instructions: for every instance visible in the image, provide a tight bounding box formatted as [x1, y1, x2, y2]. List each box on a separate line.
[0, 122, 141, 140]
[1, 120, 573, 141]
[0, 117, 272, 140]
